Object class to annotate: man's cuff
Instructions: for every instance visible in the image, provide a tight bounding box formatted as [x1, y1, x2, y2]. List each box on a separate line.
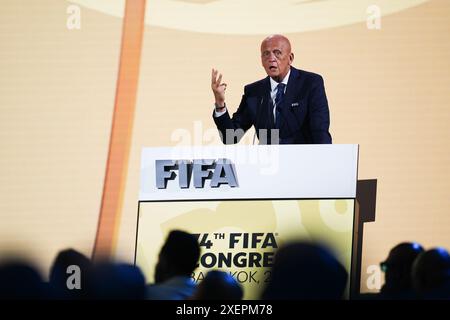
[213, 104, 227, 117]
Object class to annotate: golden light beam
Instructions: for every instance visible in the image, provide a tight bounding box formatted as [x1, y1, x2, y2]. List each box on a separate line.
[92, 0, 146, 260]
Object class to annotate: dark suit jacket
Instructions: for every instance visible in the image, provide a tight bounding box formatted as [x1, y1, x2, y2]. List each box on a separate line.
[213, 67, 332, 144]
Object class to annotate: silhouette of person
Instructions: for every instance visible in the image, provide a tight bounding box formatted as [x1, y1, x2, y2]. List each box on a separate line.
[191, 270, 243, 300]
[378, 242, 424, 299]
[146, 230, 200, 300]
[88, 262, 146, 299]
[48, 248, 92, 299]
[261, 241, 347, 300]
[412, 247, 450, 299]
[0, 260, 45, 299]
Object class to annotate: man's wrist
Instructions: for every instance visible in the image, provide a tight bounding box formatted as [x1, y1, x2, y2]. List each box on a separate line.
[215, 102, 226, 112]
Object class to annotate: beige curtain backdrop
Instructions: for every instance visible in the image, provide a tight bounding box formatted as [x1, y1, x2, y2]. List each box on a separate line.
[0, 0, 449, 292]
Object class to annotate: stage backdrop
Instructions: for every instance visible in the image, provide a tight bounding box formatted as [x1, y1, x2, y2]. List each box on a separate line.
[0, 0, 449, 293]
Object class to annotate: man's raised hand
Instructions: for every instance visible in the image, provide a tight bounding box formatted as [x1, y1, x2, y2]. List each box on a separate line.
[211, 68, 227, 108]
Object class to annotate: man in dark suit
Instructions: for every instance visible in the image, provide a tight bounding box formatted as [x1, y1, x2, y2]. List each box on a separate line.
[211, 34, 332, 144]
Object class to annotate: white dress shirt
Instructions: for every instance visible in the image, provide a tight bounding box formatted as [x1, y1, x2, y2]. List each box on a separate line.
[269, 69, 290, 122]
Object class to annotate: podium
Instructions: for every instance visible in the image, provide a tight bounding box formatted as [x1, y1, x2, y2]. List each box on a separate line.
[135, 145, 359, 299]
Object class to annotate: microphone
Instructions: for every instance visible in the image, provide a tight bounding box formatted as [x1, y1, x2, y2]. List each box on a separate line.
[253, 96, 265, 145]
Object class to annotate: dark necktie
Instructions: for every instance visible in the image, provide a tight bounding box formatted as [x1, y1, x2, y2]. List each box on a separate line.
[274, 83, 286, 129]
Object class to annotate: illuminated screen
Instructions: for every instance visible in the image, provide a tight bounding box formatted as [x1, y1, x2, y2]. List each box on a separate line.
[135, 199, 355, 299]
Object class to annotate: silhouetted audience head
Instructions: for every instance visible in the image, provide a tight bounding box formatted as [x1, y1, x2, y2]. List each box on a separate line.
[0, 260, 44, 299]
[379, 242, 424, 298]
[3, 238, 449, 300]
[412, 247, 450, 299]
[154, 230, 200, 283]
[261, 242, 348, 300]
[88, 262, 146, 299]
[48, 248, 92, 299]
[192, 270, 243, 300]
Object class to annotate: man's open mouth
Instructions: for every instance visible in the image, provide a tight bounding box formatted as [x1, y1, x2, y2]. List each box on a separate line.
[269, 66, 277, 71]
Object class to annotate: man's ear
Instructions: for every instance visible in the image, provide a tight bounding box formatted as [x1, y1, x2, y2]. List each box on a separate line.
[289, 53, 294, 64]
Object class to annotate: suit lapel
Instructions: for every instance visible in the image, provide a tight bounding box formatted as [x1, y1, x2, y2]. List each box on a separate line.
[254, 77, 274, 144]
[284, 67, 301, 110]
[256, 68, 303, 143]
[259, 77, 274, 129]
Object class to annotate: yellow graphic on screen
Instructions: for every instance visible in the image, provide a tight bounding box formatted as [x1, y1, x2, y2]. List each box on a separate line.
[161, 201, 277, 235]
[136, 199, 354, 299]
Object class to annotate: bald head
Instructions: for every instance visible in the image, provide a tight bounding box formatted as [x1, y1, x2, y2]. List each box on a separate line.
[260, 34, 294, 82]
[261, 34, 292, 53]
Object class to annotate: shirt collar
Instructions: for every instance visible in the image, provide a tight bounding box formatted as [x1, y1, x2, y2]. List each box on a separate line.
[270, 68, 291, 92]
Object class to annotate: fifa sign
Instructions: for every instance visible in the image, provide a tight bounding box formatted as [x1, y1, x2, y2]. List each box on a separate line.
[156, 159, 238, 189]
